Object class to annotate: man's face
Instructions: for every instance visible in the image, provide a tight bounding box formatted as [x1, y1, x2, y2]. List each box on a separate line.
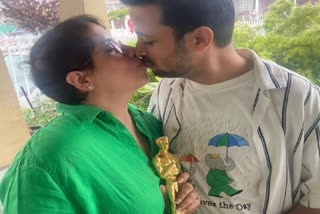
[129, 4, 194, 78]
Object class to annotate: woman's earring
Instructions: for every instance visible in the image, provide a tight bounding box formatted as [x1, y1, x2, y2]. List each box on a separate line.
[88, 86, 94, 90]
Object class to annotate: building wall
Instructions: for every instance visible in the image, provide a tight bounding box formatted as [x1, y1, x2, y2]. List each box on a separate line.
[297, 0, 318, 4]
[260, 0, 274, 13]
[105, 0, 126, 11]
[0, 50, 30, 168]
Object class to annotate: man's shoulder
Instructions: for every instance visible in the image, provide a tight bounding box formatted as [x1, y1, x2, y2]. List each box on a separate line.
[260, 59, 318, 95]
[238, 49, 317, 94]
[152, 78, 185, 101]
[158, 78, 185, 89]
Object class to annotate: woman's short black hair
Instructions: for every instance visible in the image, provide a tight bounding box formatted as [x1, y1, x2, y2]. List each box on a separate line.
[29, 15, 105, 104]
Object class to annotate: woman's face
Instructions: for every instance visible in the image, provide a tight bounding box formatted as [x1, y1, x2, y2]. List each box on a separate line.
[87, 24, 148, 97]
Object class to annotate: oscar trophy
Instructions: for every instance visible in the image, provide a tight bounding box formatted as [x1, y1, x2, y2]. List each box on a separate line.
[152, 136, 183, 214]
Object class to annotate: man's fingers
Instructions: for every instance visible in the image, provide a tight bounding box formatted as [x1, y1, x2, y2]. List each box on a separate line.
[176, 180, 200, 213]
[160, 184, 167, 194]
[160, 184, 168, 200]
[179, 194, 200, 214]
[161, 172, 199, 213]
[176, 182, 193, 204]
[177, 192, 199, 213]
[178, 172, 190, 184]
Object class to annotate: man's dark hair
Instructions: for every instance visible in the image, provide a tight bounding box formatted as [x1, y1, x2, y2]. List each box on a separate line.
[121, 0, 235, 47]
[29, 15, 105, 104]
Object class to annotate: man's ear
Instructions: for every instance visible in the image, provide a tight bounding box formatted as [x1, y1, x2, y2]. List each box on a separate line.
[185, 26, 214, 53]
[66, 71, 94, 91]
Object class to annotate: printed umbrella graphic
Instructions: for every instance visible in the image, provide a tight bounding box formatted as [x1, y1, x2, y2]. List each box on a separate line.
[180, 154, 200, 176]
[208, 133, 249, 158]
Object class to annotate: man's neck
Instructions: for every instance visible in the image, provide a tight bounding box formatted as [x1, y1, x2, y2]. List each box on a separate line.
[188, 46, 253, 85]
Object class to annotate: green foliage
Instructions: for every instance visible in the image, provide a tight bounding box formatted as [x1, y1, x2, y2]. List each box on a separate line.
[233, 24, 257, 49]
[233, 1, 320, 85]
[23, 96, 58, 127]
[264, 0, 293, 33]
[129, 82, 158, 110]
[271, 2, 319, 35]
[107, 8, 129, 21]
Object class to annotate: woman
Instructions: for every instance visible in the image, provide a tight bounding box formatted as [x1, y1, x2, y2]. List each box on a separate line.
[0, 15, 199, 214]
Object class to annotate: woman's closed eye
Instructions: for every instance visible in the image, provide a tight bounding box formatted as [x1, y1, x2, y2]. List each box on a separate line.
[103, 42, 123, 56]
[105, 47, 118, 54]
[143, 40, 156, 46]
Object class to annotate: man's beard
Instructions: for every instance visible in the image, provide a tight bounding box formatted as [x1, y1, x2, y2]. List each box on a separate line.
[142, 56, 191, 78]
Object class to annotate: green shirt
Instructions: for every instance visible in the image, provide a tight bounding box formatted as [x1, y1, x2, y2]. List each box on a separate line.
[0, 103, 165, 214]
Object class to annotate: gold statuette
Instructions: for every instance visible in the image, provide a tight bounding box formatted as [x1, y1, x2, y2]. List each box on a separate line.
[153, 136, 183, 214]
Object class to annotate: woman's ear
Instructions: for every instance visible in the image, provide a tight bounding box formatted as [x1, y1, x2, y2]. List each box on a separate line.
[185, 26, 214, 53]
[66, 71, 94, 91]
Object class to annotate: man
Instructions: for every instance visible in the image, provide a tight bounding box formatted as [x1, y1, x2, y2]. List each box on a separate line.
[121, 0, 320, 213]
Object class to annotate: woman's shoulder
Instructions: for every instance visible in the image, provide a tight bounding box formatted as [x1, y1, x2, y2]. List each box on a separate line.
[17, 114, 87, 169]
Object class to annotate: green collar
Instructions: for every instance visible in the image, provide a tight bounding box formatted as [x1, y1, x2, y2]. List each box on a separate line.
[56, 103, 143, 123]
[56, 103, 105, 122]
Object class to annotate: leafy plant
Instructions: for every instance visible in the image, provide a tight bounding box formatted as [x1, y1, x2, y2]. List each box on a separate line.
[130, 81, 158, 110]
[0, 0, 59, 34]
[233, 24, 257, 49]
[107, 8, 129, 21]
[23, 95, 58, 127]
[233, 0, 320, 85]
[263, 0, 293, 33]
